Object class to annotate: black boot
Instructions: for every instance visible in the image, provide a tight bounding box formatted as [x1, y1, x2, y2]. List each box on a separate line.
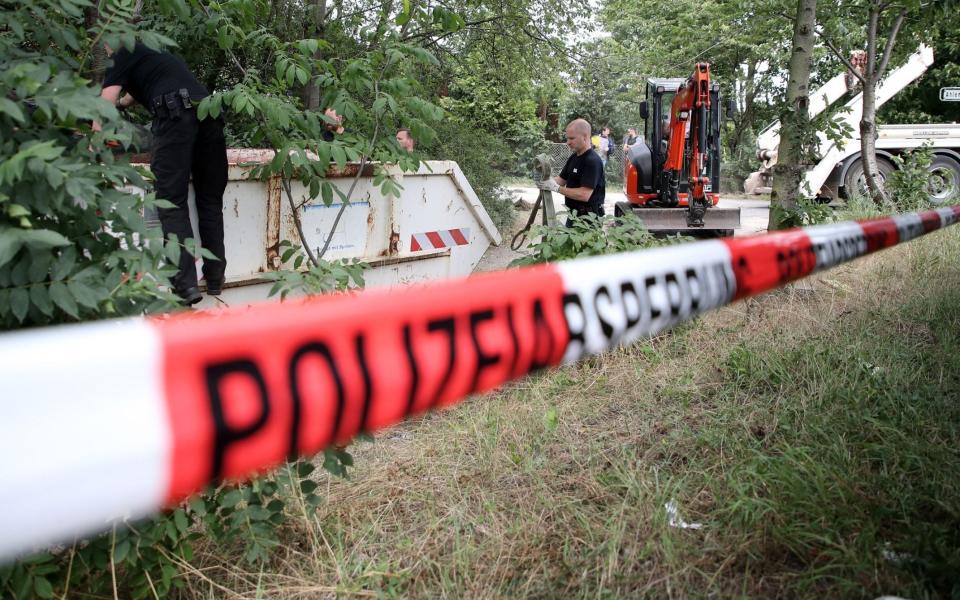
[177, 286, 203, 306]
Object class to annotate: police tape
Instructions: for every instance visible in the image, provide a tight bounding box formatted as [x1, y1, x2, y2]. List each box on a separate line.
[1, 206, 958, 561]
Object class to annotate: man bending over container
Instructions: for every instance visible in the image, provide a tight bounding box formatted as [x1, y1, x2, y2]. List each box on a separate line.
[537, 118, 606, 225]
[99, 42, 227, 306]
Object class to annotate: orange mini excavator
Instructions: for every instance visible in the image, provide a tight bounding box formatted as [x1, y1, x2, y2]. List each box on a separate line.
[618, 63, 741, 236]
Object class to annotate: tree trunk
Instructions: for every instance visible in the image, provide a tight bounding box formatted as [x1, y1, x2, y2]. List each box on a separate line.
[858, 1, 907, 207]
[768, 0, 816, 230]
[303, 0, 327, 111]
[83, 5, 107, 84]
[727, 60, 756, 158]
[859, 80, 886, 205]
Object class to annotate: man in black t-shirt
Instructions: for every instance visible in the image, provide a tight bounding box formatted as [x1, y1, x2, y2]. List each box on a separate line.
[99, 42, 227, 305]
[537, 118, 605, 225]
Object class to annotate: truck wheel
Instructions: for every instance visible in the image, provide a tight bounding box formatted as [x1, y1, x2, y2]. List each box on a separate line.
[926, 156, 960, 205]
[843, 157, 894, 201]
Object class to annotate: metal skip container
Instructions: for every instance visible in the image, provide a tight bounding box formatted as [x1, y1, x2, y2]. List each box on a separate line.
[139, 149, 502, 305]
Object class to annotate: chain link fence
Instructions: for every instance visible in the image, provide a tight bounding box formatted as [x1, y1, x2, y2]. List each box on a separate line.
[545, 142, 626, 183]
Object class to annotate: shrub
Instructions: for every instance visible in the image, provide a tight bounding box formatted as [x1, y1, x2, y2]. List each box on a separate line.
[510, 212, 681, 266]
[887, 145, 935, 212]
[425, 117, 517, 233]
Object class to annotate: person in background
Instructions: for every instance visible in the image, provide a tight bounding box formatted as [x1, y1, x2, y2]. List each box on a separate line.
[396, 128, 415, 152]
[596, 126, 612, 166]
[536, 118, 605, 225]
[98, 42, 227, 305]
[623, 127, 638, 150]
[322, 107, 344, 141]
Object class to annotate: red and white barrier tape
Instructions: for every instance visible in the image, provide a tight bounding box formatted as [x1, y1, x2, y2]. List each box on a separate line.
[1, 206, 958, 561]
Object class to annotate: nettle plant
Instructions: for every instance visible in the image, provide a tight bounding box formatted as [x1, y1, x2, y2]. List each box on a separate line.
[511, 212, 681, 267]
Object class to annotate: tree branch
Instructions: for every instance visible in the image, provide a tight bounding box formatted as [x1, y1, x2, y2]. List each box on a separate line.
[866, 4, 879, 80]
[816, 28, 867, 85]
[874, 7, 908, 80]
[198, 1, 322, 267]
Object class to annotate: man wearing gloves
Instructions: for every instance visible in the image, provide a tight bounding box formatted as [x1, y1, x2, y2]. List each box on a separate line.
[537, 118, 605, 225]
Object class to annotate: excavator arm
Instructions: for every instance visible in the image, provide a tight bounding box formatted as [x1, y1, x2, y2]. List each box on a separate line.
[658, 63, 712, 227]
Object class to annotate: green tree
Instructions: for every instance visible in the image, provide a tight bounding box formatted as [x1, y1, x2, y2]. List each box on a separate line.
[601, 0, 793, 161]
[768, 0, 817, 229]
[816, 0, 953, 206]
[0, 0, 181, 331]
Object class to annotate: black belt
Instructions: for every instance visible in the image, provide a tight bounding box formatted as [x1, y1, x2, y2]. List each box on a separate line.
[150, 88, 194, 118]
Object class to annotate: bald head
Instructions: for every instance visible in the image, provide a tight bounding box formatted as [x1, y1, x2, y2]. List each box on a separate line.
[565, 118, 593, 155]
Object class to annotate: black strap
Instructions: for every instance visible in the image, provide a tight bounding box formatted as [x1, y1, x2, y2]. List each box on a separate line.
[511, 192, 545, 251]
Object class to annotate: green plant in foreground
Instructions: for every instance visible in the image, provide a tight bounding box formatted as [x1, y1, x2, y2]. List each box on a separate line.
[0, 0, 184, 330]
[510, 212, 681, 266]
[769, 197, 834, 229]
[887, 144, 935, 212]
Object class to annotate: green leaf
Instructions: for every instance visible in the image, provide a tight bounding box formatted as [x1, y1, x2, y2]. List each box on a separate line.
[113, 538, 131, 563]
[188, 497, 207, 516]
[220, 489, 243, 508]
[30, 285, 54, 316]
[51, 247, 76, 281]
[20, 229, 70, 249]
[165, 234, 181, 266]
[300, 480, 318, 494]
[10, 288, 29, 322]
[330, 145, 346, 169]
[27, 251, 52, 283]
[6, 204, 30, 218]
[49, 281, 79, 318]
[0, 98, 26, 123]
[33, 576, 54, 599]
[67, 279, 101, 309]
[173, 508, 189, 533]
[395, 0, 412, 25]
[0, 230, 23, 268]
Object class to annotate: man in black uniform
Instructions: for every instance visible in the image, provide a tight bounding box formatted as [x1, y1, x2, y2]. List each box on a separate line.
[537, 118, 605, 225]
[99, 42, 227, 305]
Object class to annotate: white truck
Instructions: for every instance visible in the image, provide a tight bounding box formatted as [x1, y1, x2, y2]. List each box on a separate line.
[744, 45, 960, 204]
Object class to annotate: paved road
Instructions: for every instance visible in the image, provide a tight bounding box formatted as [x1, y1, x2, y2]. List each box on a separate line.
[505, 186, 770, 236]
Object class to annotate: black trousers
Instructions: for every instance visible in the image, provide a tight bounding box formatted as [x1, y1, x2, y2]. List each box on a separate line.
[151, 109, 227, 292]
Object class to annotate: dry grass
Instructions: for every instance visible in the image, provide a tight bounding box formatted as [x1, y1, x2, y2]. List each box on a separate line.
[182, 228, 960, 599]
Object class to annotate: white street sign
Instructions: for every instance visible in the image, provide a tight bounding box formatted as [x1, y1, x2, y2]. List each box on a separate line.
[940, 87, 960, 101]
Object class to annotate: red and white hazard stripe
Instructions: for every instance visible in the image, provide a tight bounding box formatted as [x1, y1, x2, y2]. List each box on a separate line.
[410, 227, 470, 251]
[1, 206, 958, 561]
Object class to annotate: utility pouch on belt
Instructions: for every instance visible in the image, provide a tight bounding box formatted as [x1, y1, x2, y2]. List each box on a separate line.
[151, 90, 194, 118]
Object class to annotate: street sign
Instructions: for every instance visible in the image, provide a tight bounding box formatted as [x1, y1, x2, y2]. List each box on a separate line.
[941, 87, 960, 101]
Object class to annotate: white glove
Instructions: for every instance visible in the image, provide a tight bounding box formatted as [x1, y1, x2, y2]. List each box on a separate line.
[537, 178, 560, 193]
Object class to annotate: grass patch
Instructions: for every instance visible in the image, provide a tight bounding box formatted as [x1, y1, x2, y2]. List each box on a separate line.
[185, 228, 960, 598]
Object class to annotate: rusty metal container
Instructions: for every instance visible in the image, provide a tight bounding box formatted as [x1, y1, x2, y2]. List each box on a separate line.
[137, 150, 502, 306]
